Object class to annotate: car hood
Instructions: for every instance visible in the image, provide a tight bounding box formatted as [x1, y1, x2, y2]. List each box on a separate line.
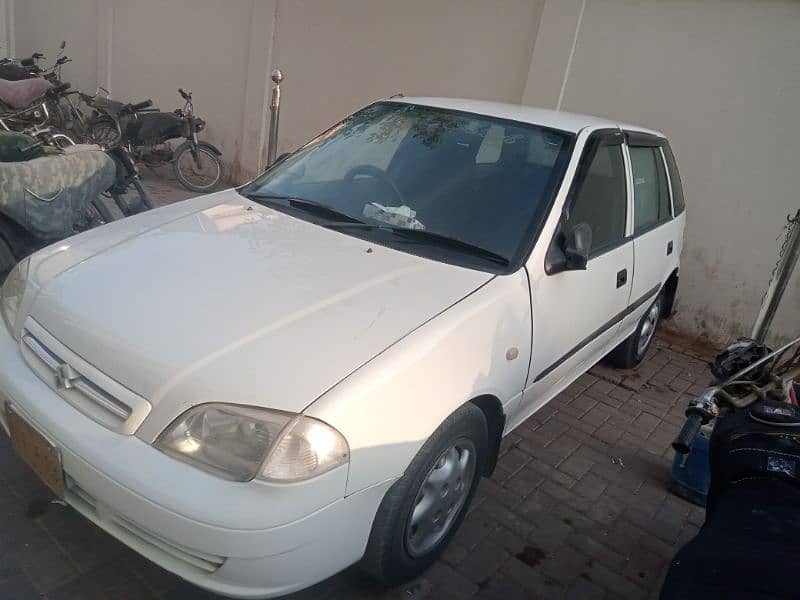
[26, 191, 492, 419]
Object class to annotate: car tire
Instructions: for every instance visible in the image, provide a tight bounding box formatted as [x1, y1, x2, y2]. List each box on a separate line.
[360, 403, 488, 585]
[606, 292, 663, 369]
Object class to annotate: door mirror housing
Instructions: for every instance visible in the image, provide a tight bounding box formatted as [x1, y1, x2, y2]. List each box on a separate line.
[564, 223, 591, 269]
[545, 223, 593, 274]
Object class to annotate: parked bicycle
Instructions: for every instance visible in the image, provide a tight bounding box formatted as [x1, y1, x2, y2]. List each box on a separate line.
[85, 87, 223, 192]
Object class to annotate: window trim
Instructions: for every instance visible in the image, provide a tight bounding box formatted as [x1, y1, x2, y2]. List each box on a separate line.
[661, 143, 686, 216]
[659, 146, 675, 218]
[625, 131, 667, 148]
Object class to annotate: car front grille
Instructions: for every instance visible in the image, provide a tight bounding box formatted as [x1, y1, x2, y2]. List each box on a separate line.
[66, 477, 226, 574]
[20, 319, 151, 435]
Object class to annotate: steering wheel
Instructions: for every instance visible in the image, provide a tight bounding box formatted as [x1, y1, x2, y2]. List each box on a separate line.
[343, 164, 405, 206]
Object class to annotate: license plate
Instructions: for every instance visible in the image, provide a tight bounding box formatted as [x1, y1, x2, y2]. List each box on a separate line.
[6, 405, 64, 499]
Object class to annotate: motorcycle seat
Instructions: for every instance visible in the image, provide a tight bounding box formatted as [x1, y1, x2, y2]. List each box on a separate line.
[0, 77, 52, 109]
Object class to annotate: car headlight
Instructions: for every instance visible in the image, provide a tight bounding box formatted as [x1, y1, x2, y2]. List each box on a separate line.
[1, 257, 30, 337]
[155, 403, 349, 483]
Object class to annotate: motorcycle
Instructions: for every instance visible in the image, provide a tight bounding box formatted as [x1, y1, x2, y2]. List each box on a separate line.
[0, 130, 117, 282]
[661, 335, 800, 599]
[0, 80, 71, 132]
[0, 41, 70, 82]
[84, 87, 223, 193]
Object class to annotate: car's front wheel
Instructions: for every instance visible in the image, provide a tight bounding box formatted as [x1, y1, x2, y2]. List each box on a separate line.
[361, 403, 487, 584]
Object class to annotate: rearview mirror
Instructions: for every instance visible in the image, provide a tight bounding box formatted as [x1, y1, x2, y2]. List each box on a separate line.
[60, 41, 66, 50]
[544, 222, 592, 274]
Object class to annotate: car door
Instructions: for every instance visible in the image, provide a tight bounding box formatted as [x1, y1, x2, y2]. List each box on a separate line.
[514, 130, 634, 424]
[619, 134, 677, 334]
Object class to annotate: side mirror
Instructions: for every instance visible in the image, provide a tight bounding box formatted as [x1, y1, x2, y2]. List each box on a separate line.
[60, 41, 66, 50]
[545, 223, 592, 274]
[564, 223, 591, 270]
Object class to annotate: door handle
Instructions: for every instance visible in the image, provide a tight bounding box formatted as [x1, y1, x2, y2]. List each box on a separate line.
[616, 269, 627, 288]
[667, 241, 674, 255]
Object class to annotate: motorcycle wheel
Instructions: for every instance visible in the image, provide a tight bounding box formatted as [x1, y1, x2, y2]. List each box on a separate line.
[173, 145, 223, 193]
[87, 114, 122, 148]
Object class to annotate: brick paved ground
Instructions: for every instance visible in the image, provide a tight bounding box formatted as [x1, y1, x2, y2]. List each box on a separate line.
[0, 174, 720, 599]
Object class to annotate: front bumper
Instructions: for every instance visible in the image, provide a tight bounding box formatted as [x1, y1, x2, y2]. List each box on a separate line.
[0, 321, 393, 598]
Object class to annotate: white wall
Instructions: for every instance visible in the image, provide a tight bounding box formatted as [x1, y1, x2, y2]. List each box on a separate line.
[10, 0, 800, 345]
[524, 0, 800, 346]
[0, 0, 13, 58]
[269, 0, 545, 158]
[13, 0, 99, 93]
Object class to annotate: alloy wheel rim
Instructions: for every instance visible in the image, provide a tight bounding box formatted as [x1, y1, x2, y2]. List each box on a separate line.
[405, 439, 476, 558]
[637, 298, 661, 357]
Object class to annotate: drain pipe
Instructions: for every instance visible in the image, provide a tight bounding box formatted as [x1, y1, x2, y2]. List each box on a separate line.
[266, 69, 283, 167]
[751, 208, 800, 343]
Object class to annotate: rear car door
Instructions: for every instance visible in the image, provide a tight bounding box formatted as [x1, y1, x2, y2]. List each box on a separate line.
[519, 130, 634, 419]
[620, 133, 679, 332]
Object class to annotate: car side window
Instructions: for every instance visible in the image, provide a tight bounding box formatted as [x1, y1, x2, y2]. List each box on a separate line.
[630, 146, 671, 232]
[662, 144, 685, 215]
[565, 140, 627, 253]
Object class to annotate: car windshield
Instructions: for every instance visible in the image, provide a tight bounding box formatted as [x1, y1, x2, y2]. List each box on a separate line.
[240, 102, 575, 272]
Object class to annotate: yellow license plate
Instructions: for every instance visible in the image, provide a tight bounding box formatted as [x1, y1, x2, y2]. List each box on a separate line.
[6, 405, 64, 499]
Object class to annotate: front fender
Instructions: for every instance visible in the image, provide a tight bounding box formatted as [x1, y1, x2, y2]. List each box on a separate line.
[172, 140, 223, 159]
[305, 270, 532, 495]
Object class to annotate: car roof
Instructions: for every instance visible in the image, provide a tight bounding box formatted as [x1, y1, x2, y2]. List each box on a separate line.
[392, 96, 666, 138]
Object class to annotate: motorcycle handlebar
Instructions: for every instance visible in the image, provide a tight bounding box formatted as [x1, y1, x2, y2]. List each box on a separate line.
[673, 413, 704, 455]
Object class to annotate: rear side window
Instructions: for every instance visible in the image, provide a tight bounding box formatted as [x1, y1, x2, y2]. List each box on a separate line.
[565, 140, 627, 253]
[630, 146, 671, 233]
[662, 144, 685, 214]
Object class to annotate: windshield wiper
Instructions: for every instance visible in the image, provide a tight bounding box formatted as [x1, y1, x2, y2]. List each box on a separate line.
[325, 222, 510, 266]
[243, 192, 365, 224]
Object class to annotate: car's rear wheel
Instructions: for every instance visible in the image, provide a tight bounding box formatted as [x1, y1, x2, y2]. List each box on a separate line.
[361, 403, 487, 584]
[606, 292, 663, 369]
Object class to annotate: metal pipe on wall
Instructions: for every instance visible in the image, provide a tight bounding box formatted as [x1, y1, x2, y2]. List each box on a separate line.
[266, 69, 283, 167]
[752, 209, 800, 343]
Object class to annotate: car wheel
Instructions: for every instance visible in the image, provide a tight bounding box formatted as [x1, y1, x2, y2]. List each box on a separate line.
[606, 292, 663, 369]
[361, 403, 487, 584]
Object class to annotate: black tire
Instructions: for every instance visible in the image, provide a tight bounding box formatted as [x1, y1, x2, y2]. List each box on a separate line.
[606, 292, 663, 369]
[173, 144, 223, 193]
[361, 403, 488, 585]
[0, 235, 17, 284]
[87, 114, 122, 147]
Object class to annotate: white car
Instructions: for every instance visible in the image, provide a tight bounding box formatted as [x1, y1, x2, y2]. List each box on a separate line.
[0, 98, 685, 598]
